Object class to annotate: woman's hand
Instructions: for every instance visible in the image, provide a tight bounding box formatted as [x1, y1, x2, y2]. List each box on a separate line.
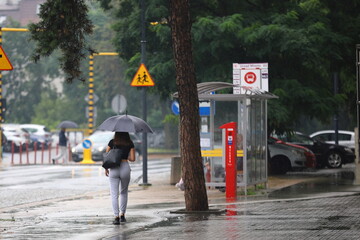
[105, 169, 109, 177]
[105, 146, 111, 153]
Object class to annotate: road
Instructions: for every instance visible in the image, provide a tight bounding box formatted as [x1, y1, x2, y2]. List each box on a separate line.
[2, 157, 360, 239]
[0, 156, 175, 240]
[0, 158, 171, 210]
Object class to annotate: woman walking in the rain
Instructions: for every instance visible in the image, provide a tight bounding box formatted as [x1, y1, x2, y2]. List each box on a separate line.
[104, 132, 136, 225]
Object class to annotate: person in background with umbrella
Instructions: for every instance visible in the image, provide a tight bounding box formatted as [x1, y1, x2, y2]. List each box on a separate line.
[53, 121, 78, 164]
[52, 128, 68, 164]
[104, 132, 136, 225]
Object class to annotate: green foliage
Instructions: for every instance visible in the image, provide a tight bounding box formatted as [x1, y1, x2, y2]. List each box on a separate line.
[31, 92, 83, 129]
[99, 0, 359, 132]
[2, 2, 171, 130]
[163, 114, 179, 125]
[29, 0, 94, 83]
[6, 0, 359, 133]
[3, 21, 60, 124]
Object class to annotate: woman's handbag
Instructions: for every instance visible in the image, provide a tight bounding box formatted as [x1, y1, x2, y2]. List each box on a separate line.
[102, 148, 123, 169]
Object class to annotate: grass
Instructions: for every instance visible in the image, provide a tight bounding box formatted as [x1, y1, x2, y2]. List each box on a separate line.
[238, 184, 267, 196]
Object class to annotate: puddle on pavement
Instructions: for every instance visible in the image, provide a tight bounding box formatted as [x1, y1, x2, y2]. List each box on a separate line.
[108, 210, 229, 239]
[269, 171, 360, 199]
[128, 202, 185, 210]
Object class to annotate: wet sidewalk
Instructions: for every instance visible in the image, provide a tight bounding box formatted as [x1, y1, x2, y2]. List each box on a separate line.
[109, 167, 360, 240]
[1, 158, 360, 239]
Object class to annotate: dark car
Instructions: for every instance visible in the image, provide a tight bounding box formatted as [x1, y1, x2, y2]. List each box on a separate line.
[273, 132, 355, 168]
[71, 131, 142, 163]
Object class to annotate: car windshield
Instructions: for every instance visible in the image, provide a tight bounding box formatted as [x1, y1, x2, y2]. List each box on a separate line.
[287, 134, 313, 144]
[88, 132, 114, 144]
[23, 128, 37, 133]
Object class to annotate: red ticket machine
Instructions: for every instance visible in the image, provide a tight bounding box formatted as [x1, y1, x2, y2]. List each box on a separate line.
[219, 122, 237, 200]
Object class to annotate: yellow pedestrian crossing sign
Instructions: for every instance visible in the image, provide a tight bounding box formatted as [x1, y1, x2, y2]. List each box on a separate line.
[0, 46, 13, 71]
[131, 63, 155, 87]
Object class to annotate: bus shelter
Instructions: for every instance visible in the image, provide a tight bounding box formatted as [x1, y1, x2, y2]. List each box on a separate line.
[174, 82, 278, 194]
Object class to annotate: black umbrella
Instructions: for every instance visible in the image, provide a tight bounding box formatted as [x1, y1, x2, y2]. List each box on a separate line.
[57, 120, 78, 129]
[97, 114, 153, 133]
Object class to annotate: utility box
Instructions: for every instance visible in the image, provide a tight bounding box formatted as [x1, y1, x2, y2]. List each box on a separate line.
[220, 122, 238, 199]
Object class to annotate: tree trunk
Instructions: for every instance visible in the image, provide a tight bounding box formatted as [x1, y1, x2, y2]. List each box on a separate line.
[169, 0, 209, 211]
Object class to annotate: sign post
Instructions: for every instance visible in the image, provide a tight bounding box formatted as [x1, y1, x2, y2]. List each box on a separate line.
[0, 35, 14, 161]
[130, 63, 155, 87]
[233, 63, 268, 94]
[80, 139, 95, 164]
[171, 100, 212, 116]
[111, 94, 127, 114]
[0, 46, 13, 71]
[220, 122, 237, 200]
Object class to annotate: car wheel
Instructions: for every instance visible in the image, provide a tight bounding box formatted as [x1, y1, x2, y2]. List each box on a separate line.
[269, 156, 291, 175]
[71, 155, 82, 163]
[326, 151, 343, 168]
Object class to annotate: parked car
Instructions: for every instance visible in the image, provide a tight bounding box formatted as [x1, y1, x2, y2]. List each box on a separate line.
[2, 124, 32, 152]
[268, 136, 316, 174]
[71, 131, 142, 162]
[310, 130, 355, 151]
[273, 132, 355, 169]
[20, 124, 53, 148]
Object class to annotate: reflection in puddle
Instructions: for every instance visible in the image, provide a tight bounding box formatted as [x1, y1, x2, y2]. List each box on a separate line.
[70, 167, 103, 179]
[269, 173, 360, 199]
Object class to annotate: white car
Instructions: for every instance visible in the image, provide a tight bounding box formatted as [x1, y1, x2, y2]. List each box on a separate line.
[20, 124, 53, 148]
[268, 136, 316, 174]
[310, 130, 355, 151]
[71, 131, 142, 162]
[2, 124, 32, 152]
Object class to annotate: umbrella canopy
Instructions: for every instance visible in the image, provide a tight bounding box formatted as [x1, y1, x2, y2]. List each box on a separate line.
[97, 115, 153, 133]
[57, 120, 78, 129]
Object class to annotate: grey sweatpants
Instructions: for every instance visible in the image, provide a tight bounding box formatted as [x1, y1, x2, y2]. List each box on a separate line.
[53, 146, 68, 163]
[109, 161, 131, 216]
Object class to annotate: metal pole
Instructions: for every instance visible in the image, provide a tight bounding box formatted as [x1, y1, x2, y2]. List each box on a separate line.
[87, 52, 118, 135]
[88, 55, 95, 135]
[333, 72, 339, 145]
[356, 45, 360, 163]
[0, 27, 29, 161]
[140, 0, 150, 186]
[0, 28, 2, 161]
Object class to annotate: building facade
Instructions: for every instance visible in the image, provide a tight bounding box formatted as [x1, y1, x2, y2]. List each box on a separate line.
[0, 0, 45, 26]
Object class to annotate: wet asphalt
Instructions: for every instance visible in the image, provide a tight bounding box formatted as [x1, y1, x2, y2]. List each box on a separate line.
[110, 167, 360, 240]
[2, 156, 360, 239]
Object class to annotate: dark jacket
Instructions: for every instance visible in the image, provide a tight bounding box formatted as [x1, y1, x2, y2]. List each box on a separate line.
[59, 130, 67, 146]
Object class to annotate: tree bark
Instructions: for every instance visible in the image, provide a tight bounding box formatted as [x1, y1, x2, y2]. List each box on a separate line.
[169, 0, 209, 211]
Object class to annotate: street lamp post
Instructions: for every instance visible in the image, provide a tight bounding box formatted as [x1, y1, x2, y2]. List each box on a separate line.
[139, 0, 151, 186]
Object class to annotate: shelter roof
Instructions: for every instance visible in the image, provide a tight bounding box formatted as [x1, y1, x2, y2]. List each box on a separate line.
[172, 82, 278, 101]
